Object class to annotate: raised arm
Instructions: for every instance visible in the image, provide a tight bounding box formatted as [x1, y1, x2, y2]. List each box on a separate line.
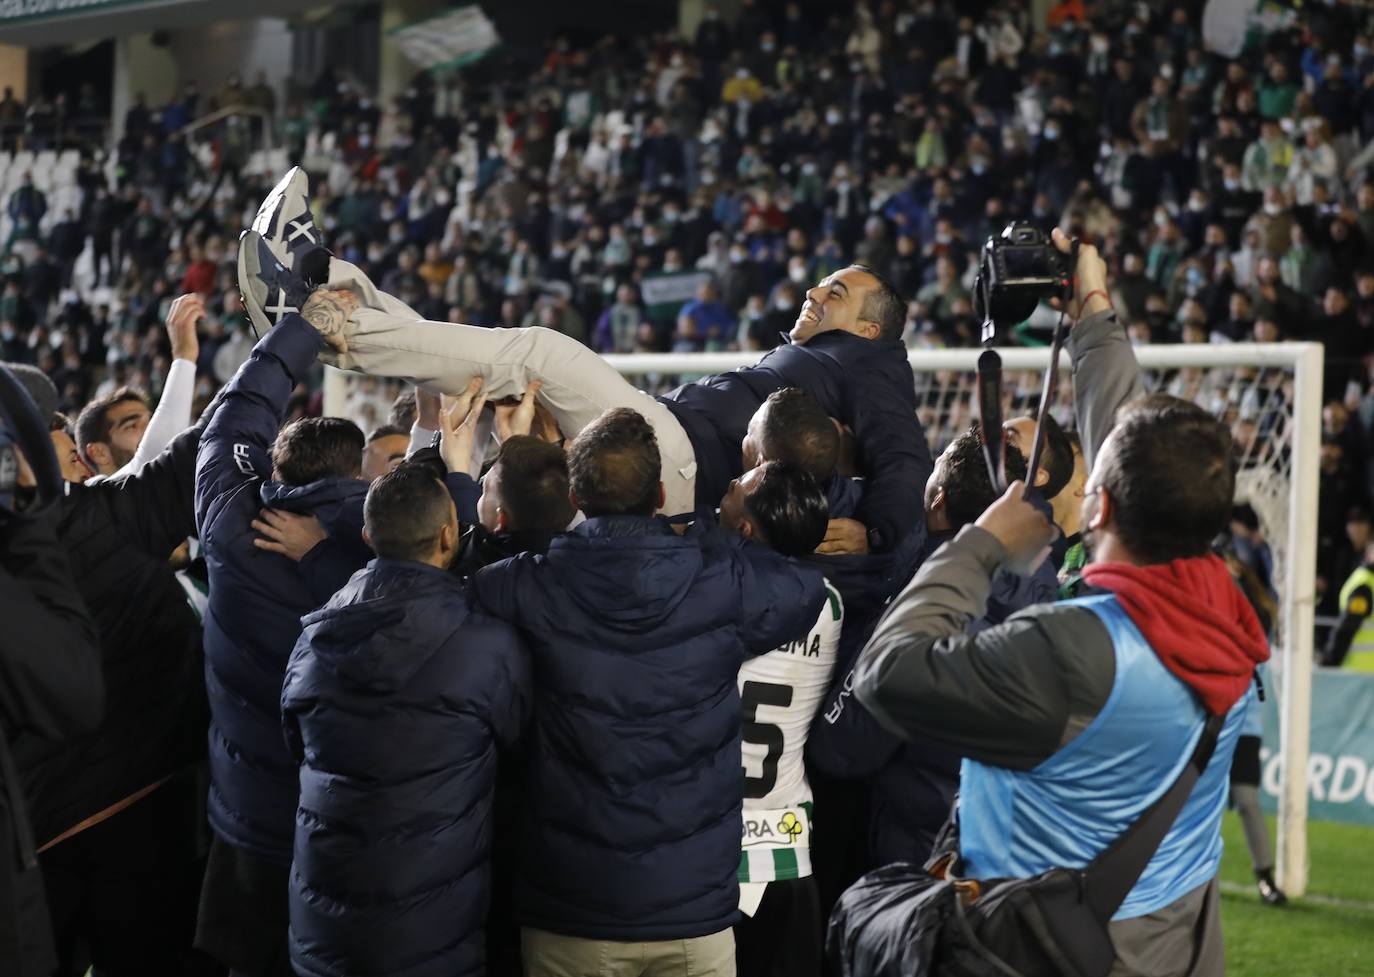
[852, 484, 1115, 770]
[112, 296, 201, 478]
[195, 313, 326, 534]
[1054, 229, 1145, 471]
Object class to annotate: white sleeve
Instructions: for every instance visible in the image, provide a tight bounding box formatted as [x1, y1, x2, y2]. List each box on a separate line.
[112, 358, 196, 478]
[408, 424, 436, 457]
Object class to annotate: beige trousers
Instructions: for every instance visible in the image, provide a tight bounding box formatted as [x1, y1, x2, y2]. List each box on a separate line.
[520, 927, 736, 977]
[321, 258, 700, 516]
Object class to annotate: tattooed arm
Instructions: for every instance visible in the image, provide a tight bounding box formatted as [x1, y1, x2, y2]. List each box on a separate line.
[301, 289, 359, 354]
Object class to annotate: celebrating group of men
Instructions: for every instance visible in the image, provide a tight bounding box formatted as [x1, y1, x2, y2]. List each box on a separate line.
[1, 167, 1268, 977]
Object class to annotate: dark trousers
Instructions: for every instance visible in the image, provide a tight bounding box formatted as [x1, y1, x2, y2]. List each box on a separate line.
[40, 777, 202, 977]
[734, 876, 822, 977]
[195, 835, 293, 977]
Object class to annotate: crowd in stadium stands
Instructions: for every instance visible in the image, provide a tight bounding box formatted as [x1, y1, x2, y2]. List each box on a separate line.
[1, 1, 1371, 615]
[1, 5, 1368, 589]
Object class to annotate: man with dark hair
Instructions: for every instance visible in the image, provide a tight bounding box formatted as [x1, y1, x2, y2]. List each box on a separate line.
[851, 234, 1268, 976]
[465, 406, 826, 977]
[477, 436, 574, 537]
[450, 435, 578, 575]
[244, 183, 932, 556]
[47, 412, 90, 483]
[282, 464, 529, 977]
[924, 424, 1032, 533]
[388, 390, 417, 431]
[717, 461, 840, 977]
[360, 423, 409, 482]
[1004, 411, 1074, 500]
[846, 262, 907, 341]
[74, 388, 150, 474]
[269, 418, 364, 485]
[193, 291, 373, 977]
[74, 301, 200, 480]
[741, 387, 861, 520]
[719, 461, 831, 559]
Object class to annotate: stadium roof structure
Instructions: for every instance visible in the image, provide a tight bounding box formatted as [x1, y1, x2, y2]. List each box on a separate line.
[0, 0, 373, 48]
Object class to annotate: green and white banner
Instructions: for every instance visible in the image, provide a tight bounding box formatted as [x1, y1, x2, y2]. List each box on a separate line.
[1260, 670, 1374, 827]
[389, 4, 500, 72]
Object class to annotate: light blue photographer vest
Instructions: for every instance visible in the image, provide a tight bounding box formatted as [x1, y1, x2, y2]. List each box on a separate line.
[959, 594, 1252, 920]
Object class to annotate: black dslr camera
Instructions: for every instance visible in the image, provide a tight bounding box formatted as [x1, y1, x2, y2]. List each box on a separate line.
[974, 222, 1074, 342]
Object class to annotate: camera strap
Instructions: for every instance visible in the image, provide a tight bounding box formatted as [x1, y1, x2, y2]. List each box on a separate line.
[1024, 239, 1079, 486]
[975, 349, 1006, 493]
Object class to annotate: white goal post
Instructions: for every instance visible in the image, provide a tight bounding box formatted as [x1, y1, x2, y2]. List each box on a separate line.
[324, 339, 1323, 895]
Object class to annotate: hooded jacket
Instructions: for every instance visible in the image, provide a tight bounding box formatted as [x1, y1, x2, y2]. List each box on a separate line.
[195, 317, 371, 863]
[657, 329, 932, 552]
[282, 559, 529, 977]
[468, 514, 826, 941]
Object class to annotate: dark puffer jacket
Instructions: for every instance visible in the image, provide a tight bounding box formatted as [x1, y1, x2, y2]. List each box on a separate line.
[657, 330, 931, 552]
[283, 559, 529, 977]
[195, 317, 371, 863]
[468, 515, 826, 941]
[17, 392, 222, 848]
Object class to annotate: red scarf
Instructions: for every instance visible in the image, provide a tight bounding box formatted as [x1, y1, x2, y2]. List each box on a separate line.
[1081, 554, 1269, 716]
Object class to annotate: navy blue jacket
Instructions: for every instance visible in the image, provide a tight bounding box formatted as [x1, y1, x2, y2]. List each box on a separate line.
[658, 331, 931, 550]
[808, 532, 1058, 866]
[282, 559, 529, 977]
[468, 515, 826, 941]
[194, 317, 371, 863]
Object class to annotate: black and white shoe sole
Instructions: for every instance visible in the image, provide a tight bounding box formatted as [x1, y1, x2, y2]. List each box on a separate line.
[237, 233, 274, 339]
[252, 166, 320, 270]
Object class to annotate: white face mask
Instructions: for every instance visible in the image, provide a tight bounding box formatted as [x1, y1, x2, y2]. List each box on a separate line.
[1264, 202, 1283, 216]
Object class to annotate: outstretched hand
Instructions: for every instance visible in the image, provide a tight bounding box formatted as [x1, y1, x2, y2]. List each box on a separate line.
[816, 517, 869, 556]
[493, 380, 544, 442]
[975, 481, 1057, 576]
[439, 377, 489, 478]
[1050, 227, 1110, 320]
[253, 509, 327, 562]
[166, 293, 205, 363]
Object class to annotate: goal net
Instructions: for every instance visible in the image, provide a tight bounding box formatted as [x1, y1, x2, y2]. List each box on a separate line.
[323, 339, 1324, 895]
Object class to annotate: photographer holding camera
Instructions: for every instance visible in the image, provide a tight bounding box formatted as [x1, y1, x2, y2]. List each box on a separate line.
[842, 231, 1267, 977]
[0, 362, 101, 977]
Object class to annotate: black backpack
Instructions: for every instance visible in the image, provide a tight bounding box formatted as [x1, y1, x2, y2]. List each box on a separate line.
[827, 714, 1224, 977]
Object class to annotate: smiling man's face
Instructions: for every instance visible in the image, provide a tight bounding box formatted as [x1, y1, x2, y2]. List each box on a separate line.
[789, 265, 883, 344]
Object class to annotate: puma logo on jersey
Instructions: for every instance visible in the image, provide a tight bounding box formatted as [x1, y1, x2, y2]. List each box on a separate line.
[777, 634, 824, 658]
